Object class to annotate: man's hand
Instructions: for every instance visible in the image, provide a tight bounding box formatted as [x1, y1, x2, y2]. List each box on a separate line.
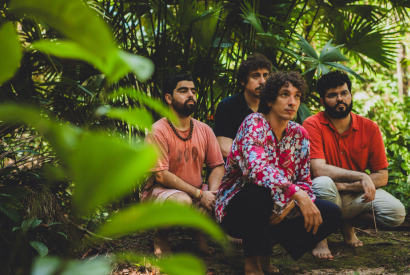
[360, 174, 376, 203]
[199, 191, 217, 211]
[292, 190, 322, 234]
[270, 200, 295, 225]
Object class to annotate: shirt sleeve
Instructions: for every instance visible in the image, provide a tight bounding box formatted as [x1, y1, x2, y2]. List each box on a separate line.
[368, 124, 389, 172]
[214, 100, 236, 139]
[204, 125, 225, 169]
[302, 118, 325, 160]
[145, 130, 169, 172]
[234, 115, 299, 208]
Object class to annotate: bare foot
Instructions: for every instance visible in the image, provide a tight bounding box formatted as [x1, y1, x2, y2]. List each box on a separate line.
[188, 230, 214, 254]
[341, 222, 363, 247]
[312, 239, 333, 259]
[260, 255, 279, 274]
[245, 256, 264, 275]
[227, 234, 243, 244]
[153, 229, 172, 258]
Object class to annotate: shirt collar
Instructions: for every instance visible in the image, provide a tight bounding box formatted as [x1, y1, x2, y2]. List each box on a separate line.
[319, 111, 359, 132]
[239, 92, 253, 111]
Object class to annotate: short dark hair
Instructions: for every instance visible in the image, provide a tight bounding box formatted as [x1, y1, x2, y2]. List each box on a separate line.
[317, 71, 352, 98]
[259, 71, 307, 114]
[236, 53, 273, 87]
[163, 74, 195, 101]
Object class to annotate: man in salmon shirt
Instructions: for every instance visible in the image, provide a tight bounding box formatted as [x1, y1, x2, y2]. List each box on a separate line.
[303, 71, 405, 259]
[141, 74, 225, 257]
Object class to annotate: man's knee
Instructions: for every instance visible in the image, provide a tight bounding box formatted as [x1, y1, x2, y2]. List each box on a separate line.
[312, 176, 338, 202]
[377, 198, 406, 227]
[166, 192, 193, 205]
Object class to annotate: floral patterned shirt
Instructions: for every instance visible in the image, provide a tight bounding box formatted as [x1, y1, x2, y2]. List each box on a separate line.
[215, 113, 315, 223]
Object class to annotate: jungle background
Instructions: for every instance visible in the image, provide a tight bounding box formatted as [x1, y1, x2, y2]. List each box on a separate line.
[1, 0, 410, 274]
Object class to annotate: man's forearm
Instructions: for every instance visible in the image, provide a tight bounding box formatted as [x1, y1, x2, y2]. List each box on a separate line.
[208, 165, 225, 191]
[155, 170, 198, 197]
[312, 161, 366, 183]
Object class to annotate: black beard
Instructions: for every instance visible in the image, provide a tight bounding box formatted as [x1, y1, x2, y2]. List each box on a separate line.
[323, 100, 353, 119]
[173, 99, 197, 117]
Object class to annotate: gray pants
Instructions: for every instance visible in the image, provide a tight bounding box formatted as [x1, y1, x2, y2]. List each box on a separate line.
[312, 176, 405, 228]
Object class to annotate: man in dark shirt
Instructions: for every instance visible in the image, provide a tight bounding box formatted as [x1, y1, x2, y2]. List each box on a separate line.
[214, 54, 272, 158]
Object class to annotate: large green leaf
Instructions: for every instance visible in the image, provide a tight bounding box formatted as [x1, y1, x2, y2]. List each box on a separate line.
[106, 108, 154, 131]
[32, 40, 154, 83]
[117, 89, 178, 123]
[240, 1, 265, 33]
[31, 256, 111, 275]
[118, 253, 206, 275]
[0, 203, 22, 222]
[0, 23, 22, 85]
[0, 105, 82, 164]
[319, 40, 349, 63]
[296, 35, 318, 59]
[322, 62, 365, 82]
[70, 132, 157, 215]
[10, 0, 115, 58]
[97, 202, 226, 245]
[29, 241, 49, 257]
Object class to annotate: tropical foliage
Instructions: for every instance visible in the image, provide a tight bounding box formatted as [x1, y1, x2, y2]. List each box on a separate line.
[1, 0, 410, 274]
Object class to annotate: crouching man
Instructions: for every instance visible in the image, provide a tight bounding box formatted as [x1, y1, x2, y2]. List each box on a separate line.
[141, 74, 225, 257]
[215, 71, 342, 275]
[303, 71, 406, 258]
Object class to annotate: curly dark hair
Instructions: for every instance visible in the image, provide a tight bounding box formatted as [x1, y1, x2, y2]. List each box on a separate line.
[236, 53, 273, 87]
[163, 74, 194, 101]
[259, 71, 307, 114]
[317, 71, 352, 98]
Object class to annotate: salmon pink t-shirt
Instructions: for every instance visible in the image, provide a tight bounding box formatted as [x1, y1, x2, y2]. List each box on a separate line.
[142, 118, 224, 196]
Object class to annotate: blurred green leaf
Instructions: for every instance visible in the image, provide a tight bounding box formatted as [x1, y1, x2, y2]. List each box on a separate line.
[97, 202, 226, 245]
[31, 256, 111, 275]
[22, 219, 34, 233]
[106, 108, 154, 131]
[29, 241, 49, 257]
[0, 23, 22, 85]
[71, 132, 157, 215]
[15, 149, 39, 154]
[119, 252, 206, 275]
[0, 105, 82, 164]
[118, 89, 178, 123]
[31, 218, 42, 228]
[57, 232, 67, 239]
[10, 0, 115, 58]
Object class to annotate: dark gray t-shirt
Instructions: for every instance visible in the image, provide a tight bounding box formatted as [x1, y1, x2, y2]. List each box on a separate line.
[214, 92, 254, 140]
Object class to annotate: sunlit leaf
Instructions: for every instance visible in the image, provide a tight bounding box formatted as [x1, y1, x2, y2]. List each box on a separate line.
[29, 241, 49, 257]
[240, 1, 265, 33]
[106, 108, 154, 131]
[71, 132, 157, 215]
[0, 23, 22, 85]
[118, 252, 206, 275]
[116, 51, 154, 83]
[117, 89, 178, 123]
[97, 202, 226, 245]
[10, 0, 115, 58]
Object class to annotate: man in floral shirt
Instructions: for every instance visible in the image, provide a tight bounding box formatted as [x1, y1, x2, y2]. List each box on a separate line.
[215, 71, 342, 274]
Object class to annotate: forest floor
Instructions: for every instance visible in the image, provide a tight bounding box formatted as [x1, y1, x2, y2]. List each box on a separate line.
[85, 221, 410, 275]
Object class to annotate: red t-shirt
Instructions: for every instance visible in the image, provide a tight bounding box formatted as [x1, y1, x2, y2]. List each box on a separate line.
[303, 111, 388, 173]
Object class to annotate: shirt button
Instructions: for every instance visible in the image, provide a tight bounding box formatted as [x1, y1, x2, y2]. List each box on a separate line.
[341, 152, 343, 154]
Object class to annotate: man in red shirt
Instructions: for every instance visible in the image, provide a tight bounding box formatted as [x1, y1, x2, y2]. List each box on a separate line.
[303, 71, 405, 259]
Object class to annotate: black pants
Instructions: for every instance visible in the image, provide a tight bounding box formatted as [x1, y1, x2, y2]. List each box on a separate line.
[220, 184, 342, 260]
